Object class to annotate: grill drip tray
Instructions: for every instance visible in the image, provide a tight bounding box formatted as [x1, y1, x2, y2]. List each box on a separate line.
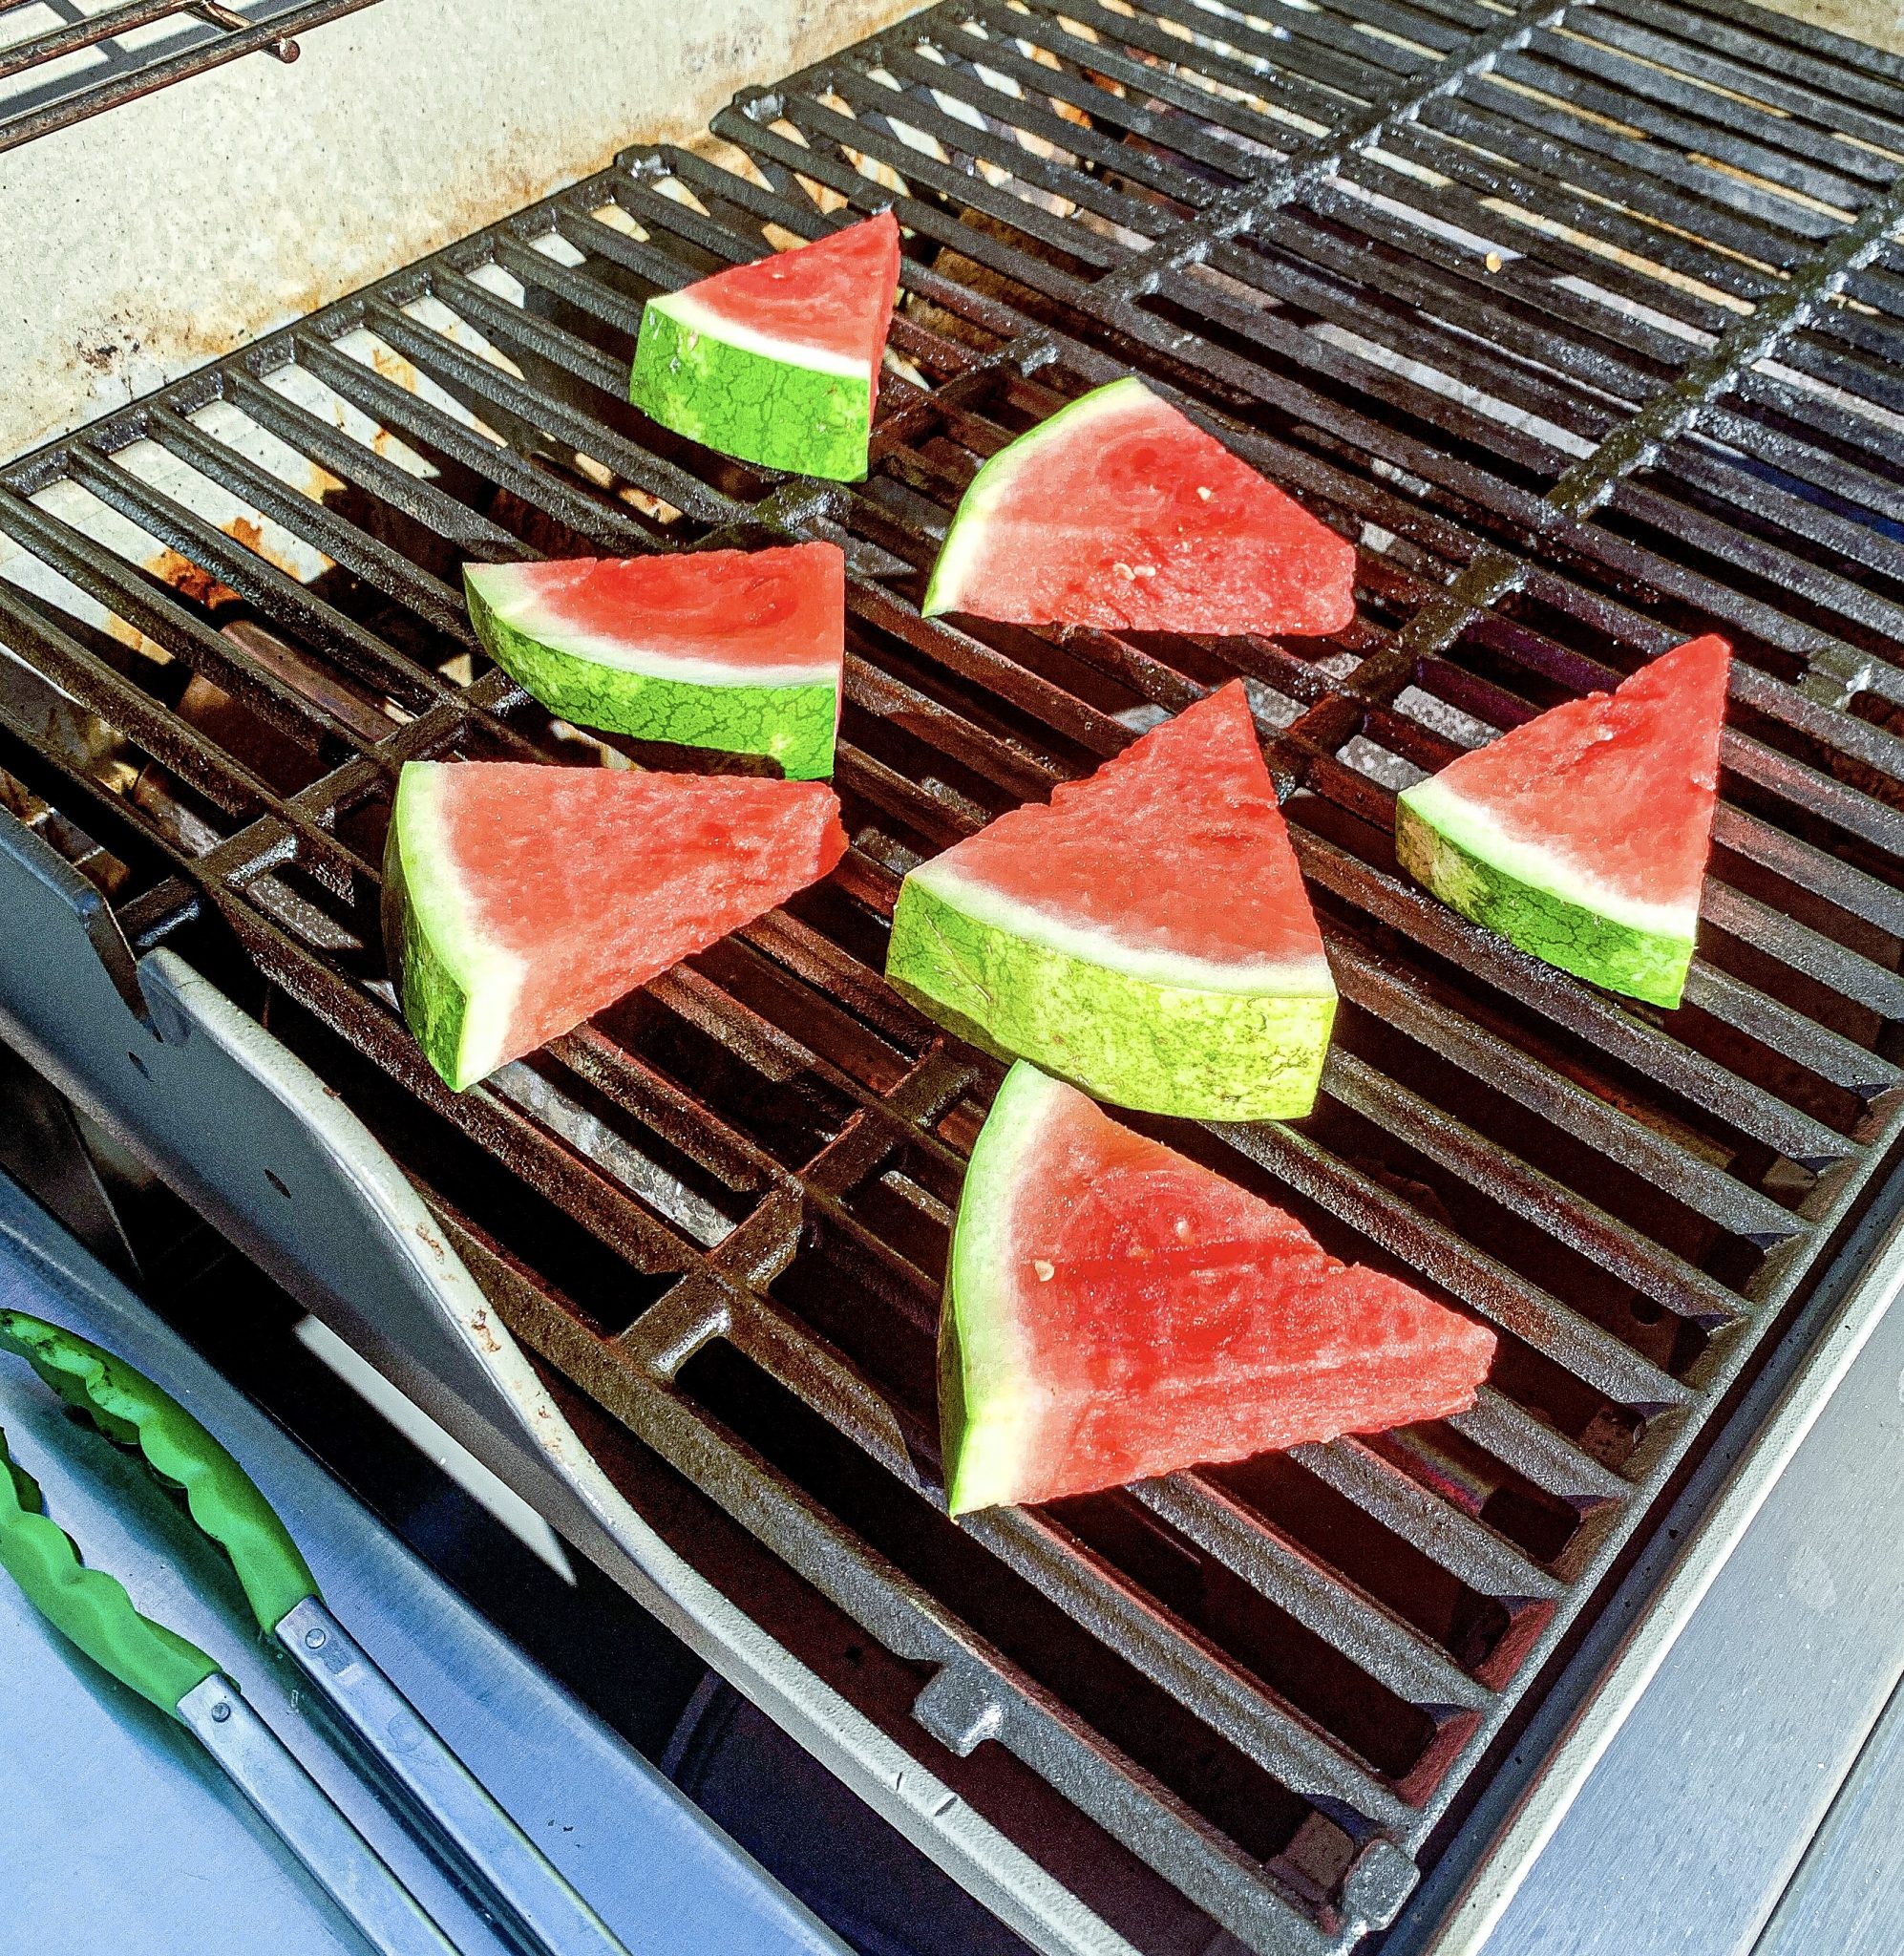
[5, 0, 1904, 1949]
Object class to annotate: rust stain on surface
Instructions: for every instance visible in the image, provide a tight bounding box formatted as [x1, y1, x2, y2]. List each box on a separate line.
[369, 344, 422, 389]
[143, 546, 241, 610]
[222, 511, 326, 584]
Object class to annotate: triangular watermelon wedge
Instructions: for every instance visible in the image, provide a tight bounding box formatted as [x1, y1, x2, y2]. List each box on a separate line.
[628, 211, 900, 481]
[1396, 634, 1730, 1010]
[464, 543, 844, 779]
[922, 376, 1357, 636]
[885, 681, 1336, 1119]
[383, 761, 847, 1091]
[943, 1062, 1497, 1514]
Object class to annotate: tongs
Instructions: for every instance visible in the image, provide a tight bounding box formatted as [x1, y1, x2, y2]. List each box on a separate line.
[0, 1308, 631, 1956]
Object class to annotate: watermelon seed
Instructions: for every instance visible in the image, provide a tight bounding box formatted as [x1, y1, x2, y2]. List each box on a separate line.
[1195, 485, 1214, 501]
[1033, 1259, 1055, 1282]
[1112, 561, 1136, 580]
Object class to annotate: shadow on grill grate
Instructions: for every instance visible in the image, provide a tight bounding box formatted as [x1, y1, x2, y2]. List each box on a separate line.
[5, 0, 1904, 1947]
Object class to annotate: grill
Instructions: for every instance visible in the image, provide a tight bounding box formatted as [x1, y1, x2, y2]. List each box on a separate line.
[3, 0, 1904, 1947]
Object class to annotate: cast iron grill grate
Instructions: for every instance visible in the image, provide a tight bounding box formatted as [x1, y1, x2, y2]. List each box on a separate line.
[4, 0, 1904, 1946]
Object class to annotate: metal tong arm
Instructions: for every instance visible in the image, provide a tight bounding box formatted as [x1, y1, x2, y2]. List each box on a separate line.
[279, 1598, 630, 1956]
[0, 1424, 218, 1712]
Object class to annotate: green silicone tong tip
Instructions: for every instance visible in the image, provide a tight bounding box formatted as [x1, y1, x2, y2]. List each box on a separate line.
[0, 1309, 320, 1641]
[0, 1421, 219, 1714]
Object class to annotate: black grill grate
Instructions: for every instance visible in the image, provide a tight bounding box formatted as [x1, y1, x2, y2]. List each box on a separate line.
[4, 0, 1904, 1947]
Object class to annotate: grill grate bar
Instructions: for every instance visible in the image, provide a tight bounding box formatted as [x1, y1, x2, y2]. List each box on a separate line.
[1036, 0, 1569, 298]
[356, 297, 740, 529]
[1584, 0, 1904, 148]
[1321, 1050, 1749, 1328]
[286, 331, 663, 556]
[1135, 1473, 1495, 1713]
[1450, 1387, 1638, 1505]
[1613, 0, 1904, 102]
[219, 367, 536, 561]
[0, 578, 281, 827]
[1518, 32, 1896, 192]
[1325, 941, 1803, 1244]
[1292, 829, 1855, 1164]
[142, 404, 477, 643]
[970, 1507, 1424, 1829]
[1545, 203, 1904, 521]
[60, 439, 455, 717]
[1299, 1436, 1565, 1602]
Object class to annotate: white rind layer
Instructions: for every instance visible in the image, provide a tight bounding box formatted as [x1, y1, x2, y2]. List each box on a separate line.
[650, 288, 872, 383]
[922, 375, 1153, 618]
[465, 563, 838, 690]
[908, 856, 1336, 999]
[946, 1060, 1067, 1515]
[1402, 773, 1699, 939]
[397, 763, 527, 1087]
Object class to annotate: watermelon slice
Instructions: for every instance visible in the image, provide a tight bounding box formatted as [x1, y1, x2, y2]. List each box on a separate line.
[886, 681, 1336, 1119]
[942, 1062, 1497, 1514]
[464, 544, 844, 779]
[628, 211, 901, 481]
[383, 760, 847, 1092]
[922, 376, 1357, 636]
[1395, 634, 1730, 1010]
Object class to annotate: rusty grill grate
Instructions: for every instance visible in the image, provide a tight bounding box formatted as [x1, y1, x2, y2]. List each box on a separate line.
[5, 0, 1904, 1946]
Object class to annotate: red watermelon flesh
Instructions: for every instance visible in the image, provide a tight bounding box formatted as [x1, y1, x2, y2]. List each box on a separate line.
[925, 679, 1328, 972]
[922, 376, 1357, 636]
[473, 545, 842, 678]
[942, 1063, 1498, 1514]
[678, 210, 901, 401]
[384, 761, 847, 1091]
[1417, 634, 1729, 915]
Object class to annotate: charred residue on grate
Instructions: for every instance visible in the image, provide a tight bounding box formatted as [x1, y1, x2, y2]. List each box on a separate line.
[5, 0, 1904, 1949]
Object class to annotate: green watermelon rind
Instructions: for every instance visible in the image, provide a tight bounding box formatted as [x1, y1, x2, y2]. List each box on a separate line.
[464, 566, 840, 780]
[886, 871, 1336, 1119]
[1396, 775, 1695, 1010]
[382, 765, 523, 1094]
[628, 295, 873, 482]
[941, 1059, 1057, 1517]
[922, 376, 1147, 619]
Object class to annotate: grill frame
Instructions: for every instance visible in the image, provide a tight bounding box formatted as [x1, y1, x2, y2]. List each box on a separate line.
[5, 0, 1904, 1947]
